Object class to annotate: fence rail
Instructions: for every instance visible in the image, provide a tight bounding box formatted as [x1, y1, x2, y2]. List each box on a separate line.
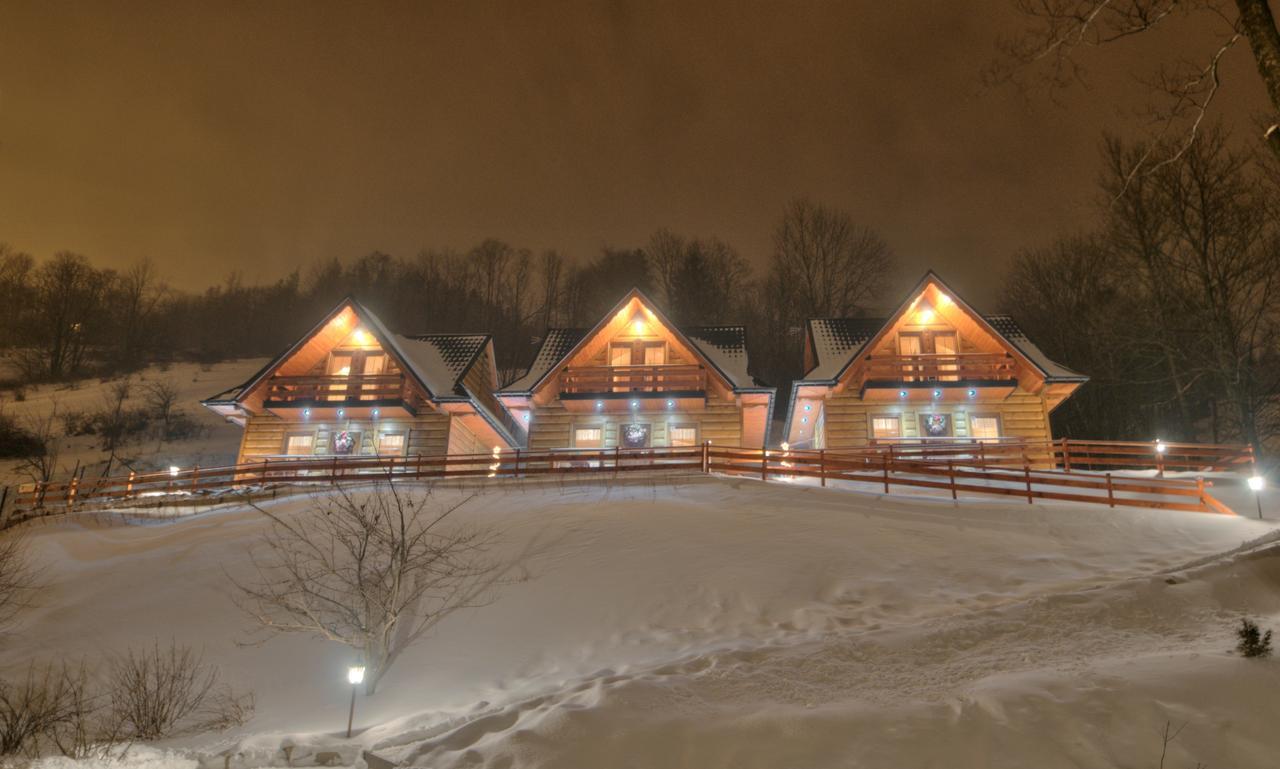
[5, 439, 1246, 526]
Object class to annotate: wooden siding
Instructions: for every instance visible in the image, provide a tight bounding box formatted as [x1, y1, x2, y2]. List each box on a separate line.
[237, 412, 453, 462]
[525, 401, 747, 450]
[820, 390, 1051, 449]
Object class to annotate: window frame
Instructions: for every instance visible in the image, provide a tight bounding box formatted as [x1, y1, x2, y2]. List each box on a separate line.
[283, 431, 317, 456]
[869, 414, 902, 441]
[968, 413, 1003, 443]
[376, 431, 407, 456]
[669, 423, 699, 447]
[573, 425, 604, 449]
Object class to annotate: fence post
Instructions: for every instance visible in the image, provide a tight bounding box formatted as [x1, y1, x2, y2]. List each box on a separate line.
[1155, 441, 1165, 478]
[819, 449, 826, 487]
[761, 450, 768, 481]
[702, 441, 709, 474]
[331, 456, 339, 485]
[191, 465, 199, 491]
[127, 471, 136, 496]
[949, 460, 957, 500]
[882, 453, 890, 494]
[514, 448, 521, 479]
[614, 446, 621, 480]
[68, 476, 78, 507]
[1061, 438, 1071, 473]
[1024, 464, 1033, 504]
[1106, 472, 1115, 507]
[978, 442, 986, 469]
[1196, 476, 1207, 511]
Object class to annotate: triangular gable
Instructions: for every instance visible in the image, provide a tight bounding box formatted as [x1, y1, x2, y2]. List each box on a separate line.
[518, 288, 739, 397]
[230, 296, 439, 406]
[827, 271, 1052, 391]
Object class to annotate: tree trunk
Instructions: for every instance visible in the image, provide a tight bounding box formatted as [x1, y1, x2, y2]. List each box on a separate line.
[1235, 0, 1280, 156]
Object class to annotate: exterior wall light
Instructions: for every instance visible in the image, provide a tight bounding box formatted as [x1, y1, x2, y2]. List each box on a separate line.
[932, 389, 942, 399]
[899, 390, 907, 399]
[967, 389, 976, 399]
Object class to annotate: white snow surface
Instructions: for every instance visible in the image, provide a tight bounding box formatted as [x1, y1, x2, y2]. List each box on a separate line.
[7, 474, 1280, 768]
[0, 359, 269, 488]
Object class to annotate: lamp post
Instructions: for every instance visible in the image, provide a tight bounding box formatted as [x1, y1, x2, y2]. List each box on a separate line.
[346, 665, 365, 738]
[1247, 474, 1265, 520]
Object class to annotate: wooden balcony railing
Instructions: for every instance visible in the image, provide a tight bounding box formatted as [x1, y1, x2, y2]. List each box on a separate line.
[860, 353, 1015, 385]
[264, 374, 407, 403]
[561, 364, 705, 394]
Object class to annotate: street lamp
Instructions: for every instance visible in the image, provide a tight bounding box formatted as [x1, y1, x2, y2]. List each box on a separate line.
[346, 665, 365, 738]
[1247, 474, 1265, 520]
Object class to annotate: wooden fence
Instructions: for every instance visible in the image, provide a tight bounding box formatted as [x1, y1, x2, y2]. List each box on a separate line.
[4, 439, 1244, 527]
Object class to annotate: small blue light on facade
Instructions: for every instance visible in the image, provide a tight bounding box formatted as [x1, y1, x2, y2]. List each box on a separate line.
[595, 401, 603, 410]
[932, 389, 941, 399]
[801, 416, 808, 423]
[899, 390, 908, 399]
[522, 412, 530, 422]
[303, 408, 311, 418]
[967, 388, 977, 399]
[666, 399, 674, 408]
[804, 404, 812, 412]
[630, 400, 639, 409]
[337, 409, 345, 419]
[372, 408, 380, 418]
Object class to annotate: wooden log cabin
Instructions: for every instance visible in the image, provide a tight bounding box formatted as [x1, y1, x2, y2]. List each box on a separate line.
[498, 289, 775, 451]
[202, 297, 522, 463]
[780, 272, 1087, 452]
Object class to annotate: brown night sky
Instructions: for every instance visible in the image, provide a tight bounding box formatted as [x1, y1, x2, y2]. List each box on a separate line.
[0, 1, 1266, 305]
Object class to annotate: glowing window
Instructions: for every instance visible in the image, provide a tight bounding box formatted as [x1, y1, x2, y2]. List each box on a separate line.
[970, 416, 1001, 442]
[670, 425, 698, 447]
[871, 416, 901, 440]
[377, 432, 406, 455]
[284, 433, 315, 455]
[574, 427, 604, 448]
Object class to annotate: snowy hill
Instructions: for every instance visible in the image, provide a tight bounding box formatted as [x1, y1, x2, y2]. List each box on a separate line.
[7, 475, 1280, 768]
[0, 359, 268, 489]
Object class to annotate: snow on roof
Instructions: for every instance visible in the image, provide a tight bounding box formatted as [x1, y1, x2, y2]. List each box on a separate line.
[396, 333, 489, 398]
[983, 315, 1088, 382]
[683, 326, 758, 390]
[802, 315, 1085, 384]
[805, 318, 886, 382]
[501, 328, 586, 393]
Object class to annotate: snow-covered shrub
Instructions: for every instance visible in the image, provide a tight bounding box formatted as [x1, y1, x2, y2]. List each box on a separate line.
[1236, 618, 1273, 658]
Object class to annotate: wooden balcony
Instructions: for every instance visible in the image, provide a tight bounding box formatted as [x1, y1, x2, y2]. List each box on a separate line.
[858, 353, 1016, 400]
[263, 374, 418, 417]
[560, 364, 706, 396]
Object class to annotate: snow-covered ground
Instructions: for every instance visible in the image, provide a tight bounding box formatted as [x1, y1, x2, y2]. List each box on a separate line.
[8, 475, 1280, 768]
[0, 359, 268, 488]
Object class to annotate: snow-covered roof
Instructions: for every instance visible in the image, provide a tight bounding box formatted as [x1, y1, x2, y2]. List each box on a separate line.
[395, 333, 490, 399]
[983, 316, 1087, 382]
[801, 315, 1085, 384]
[805, 318, 886, 382]
[683, 326, 762, 390]
[502, 328, 587, 393]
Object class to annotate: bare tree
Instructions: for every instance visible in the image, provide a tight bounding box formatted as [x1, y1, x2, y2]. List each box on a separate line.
[142, 379, 180, 451]
[994, 0, 1280, 166]
[108, 640, 225, 741]
[231, 483, 512, 693]
[0, 532, 39, 634]
[770, 198, 894, 319]
[19, 403, 63, 486]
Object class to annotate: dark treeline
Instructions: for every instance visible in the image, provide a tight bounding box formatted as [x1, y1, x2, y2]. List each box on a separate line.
[0, 198, 892, 397]
[1003, 129, 1280, 455]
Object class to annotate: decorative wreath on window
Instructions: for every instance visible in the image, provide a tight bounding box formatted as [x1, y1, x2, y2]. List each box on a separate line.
[923, 413, 949, 437]
[332, 430, 356, 454]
